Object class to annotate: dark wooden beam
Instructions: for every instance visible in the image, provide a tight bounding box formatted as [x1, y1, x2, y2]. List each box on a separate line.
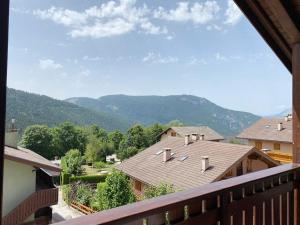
[0, 0, 9, 220]
[293, 43, 300, 164]
[264, 0, 300, 44]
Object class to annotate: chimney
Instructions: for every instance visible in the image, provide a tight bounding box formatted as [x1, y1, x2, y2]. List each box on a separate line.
[199, 134, 205, 141]
[285, 116, 289, 122]
[185, 134, 191, 145]
[201, 156, 209, 172]
[5, 119, 18, 148]
[277, 122, 283, 131]
[163, 148, 171, 162]
[191, 133, 199, 141]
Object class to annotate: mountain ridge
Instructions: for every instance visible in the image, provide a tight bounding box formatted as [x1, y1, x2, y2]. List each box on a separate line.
[66, 94, 261, 137]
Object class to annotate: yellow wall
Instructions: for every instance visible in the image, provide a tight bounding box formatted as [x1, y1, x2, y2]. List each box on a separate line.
[248, 140, 292, 154]
[2, 159, 36, 221]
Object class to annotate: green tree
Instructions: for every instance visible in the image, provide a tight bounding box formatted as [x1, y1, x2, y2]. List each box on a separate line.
[166, 120, 184, 127]
[144, 183, 175, 199]
[127, 125, 148, 149]
[117, 146, 139, 161]
[61, 149, 84, 176]
[54, 122, 88, 156]
[21, 125, 56, 159]
[85, 137, 113, 164]
[108, 130, 124, 151]
[146, 123, 164, 145]
[95, 170, 135, 210]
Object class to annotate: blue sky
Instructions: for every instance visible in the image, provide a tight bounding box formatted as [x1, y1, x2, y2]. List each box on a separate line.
[7, 0, 291, 116]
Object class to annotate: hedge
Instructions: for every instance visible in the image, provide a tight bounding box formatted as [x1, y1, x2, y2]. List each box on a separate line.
[69, 174, 107, 184]
[61, 173, 71, 185]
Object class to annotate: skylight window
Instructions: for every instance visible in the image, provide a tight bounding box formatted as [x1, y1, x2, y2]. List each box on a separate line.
[178, 156, 188, 161]
[265, 125, 270, 128]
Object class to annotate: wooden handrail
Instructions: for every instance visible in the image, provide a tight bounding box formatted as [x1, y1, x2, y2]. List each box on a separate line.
[2, 188, 58, 225]
[54, 164, 300, 225]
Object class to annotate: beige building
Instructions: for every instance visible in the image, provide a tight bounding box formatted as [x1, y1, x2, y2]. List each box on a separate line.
[158, 126, 224, 142]
[118, 135, 278, 196]
[2, 128, 61, 225]
[237, 116, 292, 163]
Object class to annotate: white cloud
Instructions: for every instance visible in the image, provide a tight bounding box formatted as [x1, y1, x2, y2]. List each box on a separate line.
[10, 7, 30, 14]
[70, 18, 135, 38]
[82, 55, 102, 61]
[153, 1, 220, 25]
[34, 0, 167, 38]
[34, 7, 87, 27]
[142, 52, 178, 64]
[39, 59, 63, 70]
[224, 0, 242, 25]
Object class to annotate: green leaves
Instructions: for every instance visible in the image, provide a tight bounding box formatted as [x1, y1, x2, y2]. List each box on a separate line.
[61, 149, 84, 176]
[144, 183, 175, 199]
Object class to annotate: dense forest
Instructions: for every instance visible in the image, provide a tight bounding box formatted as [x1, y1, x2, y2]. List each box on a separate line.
[67, 94, 260, 137]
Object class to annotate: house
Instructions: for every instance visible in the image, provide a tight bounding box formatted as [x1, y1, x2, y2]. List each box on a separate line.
[2, 126, 61, 225]
[236, 116, 292, 163]
[158, 126, 224, 142]
[118, 135, 278, 195]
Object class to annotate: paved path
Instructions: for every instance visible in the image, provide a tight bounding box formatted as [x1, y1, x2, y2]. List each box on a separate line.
[51, 188, 83, 223]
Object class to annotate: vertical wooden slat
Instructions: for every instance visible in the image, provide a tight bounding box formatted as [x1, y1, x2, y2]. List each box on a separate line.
[282, 193, 288, 225]
[265, 199, 272, 225]
[273, 195, 280, 225]
[147, 213, 166, 225]
[0, 0, 10, 221]
[168, 206, 185, 224]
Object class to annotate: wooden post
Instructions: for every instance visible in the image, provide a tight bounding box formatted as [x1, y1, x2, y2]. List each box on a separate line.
[293, 43, 300, 164]
[0, 0, 10, 221]
[293, 43, 300, 225]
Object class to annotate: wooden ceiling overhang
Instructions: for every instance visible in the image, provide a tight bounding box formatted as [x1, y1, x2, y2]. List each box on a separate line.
[234, 0, 300, 73]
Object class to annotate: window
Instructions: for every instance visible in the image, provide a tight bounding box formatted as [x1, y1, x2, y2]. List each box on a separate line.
[134, 180, 142, 192]
[255, 141, 263, 150]
[171, 132, 177, 137]
[274, 143, 281, 151]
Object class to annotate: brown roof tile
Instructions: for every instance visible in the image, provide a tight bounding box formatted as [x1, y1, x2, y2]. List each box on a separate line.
[4, 146, 61, 172]
[236, 118, 292, 143]
[117, 137, 277, 190]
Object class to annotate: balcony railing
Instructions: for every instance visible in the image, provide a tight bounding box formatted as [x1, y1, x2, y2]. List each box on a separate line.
[54, 164, 300, 225]
[2, 187, 58, 225]
[267, 151, 293, 163]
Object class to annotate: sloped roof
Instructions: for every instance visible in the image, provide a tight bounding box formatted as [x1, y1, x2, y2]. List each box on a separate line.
[160, 126, 224, 141]
[237, 118, 292, 143]
[118, 137, 277, 190]
[4, 146, 61, 172]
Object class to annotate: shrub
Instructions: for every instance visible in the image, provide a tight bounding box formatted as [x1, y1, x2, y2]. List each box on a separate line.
[76, 184, 93, 206]
[61, 172, 71, 185]
[95, 170, 136, 210]
[62, 185, 71, 204]
[144, 183, 175, 199]
[94, 161, 106, 169]
[70, 174, 107, 184]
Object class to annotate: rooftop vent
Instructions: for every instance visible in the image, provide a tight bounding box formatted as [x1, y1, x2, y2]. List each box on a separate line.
[199, 134, 205, 141]
[201, 156, 209, 172]
[185, 134, 191, 146]
[277, 122, 283, 131]
[163, 148, 172, 162]
[191, 133, 199, 141]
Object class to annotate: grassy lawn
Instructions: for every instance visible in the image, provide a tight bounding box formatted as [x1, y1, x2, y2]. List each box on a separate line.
[82, 163, 116, 175]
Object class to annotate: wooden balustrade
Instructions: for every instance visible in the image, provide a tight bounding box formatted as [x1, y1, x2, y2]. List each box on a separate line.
[2, 188, 58, 225]
[267, 151, 293, 163]
[54, 164, 300, 225]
